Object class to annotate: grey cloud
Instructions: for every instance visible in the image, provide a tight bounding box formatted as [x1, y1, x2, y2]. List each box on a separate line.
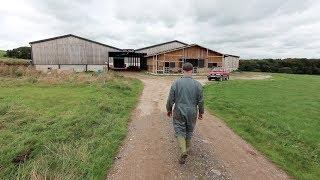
[0, 0, 320, 58]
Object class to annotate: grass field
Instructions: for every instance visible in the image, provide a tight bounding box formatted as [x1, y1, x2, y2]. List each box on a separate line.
[0, 70, 143, 179]
[0, 50, 30, 65]
[0, 57, 30, 66]
[204, 73, 320, 180]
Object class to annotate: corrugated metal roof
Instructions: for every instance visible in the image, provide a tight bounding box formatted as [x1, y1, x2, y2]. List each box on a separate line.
[224, 54, 240, 58]
[135, 40, 188, 51]
[145, 44, 225, 57]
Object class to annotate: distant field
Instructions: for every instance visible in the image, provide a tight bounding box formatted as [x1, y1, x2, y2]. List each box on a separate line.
[204, 74, 320, 179]
[0, 71, 143, 179]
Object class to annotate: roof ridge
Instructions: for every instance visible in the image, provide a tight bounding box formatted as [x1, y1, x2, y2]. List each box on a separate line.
[146, 44, 225, 57]
[29, 34, 121, 50]
[135, 40, 188, 51]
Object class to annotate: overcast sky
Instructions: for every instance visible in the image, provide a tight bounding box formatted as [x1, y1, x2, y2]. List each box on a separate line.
[0, 0, 320, 58]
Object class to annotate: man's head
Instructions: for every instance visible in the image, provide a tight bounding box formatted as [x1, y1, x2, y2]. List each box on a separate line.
[182, 62, 193, 75]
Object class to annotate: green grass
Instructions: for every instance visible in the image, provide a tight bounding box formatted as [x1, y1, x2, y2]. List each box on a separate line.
[0, 49, 30, 65]
[204, 74, 320, 180]
[0, 50, 5, 57]
[0, 75, 143, 179]
[0, 57, 30, 65]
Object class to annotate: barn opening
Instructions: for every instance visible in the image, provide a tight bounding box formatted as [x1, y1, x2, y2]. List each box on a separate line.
[108, 50, 147, 71]
[113, 57, 125, 68]
[183, 59, 205, 68]
[208, 62, 218, 68]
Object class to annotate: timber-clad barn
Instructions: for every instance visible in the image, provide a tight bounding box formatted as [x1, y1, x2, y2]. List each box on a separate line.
[30, 34, 239, 73]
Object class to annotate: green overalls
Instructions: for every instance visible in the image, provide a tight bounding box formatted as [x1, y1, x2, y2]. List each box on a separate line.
[166, 75, 204, 155]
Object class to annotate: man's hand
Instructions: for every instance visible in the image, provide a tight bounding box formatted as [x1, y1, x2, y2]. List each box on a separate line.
[167, 111, 172, 117]
[198, 113, 203, 120]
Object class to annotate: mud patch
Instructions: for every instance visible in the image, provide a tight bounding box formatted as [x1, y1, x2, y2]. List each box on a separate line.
[231, 72, 271, 80]
[12, 148, 33, 165]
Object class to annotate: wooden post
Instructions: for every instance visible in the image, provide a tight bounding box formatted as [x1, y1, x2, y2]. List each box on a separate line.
[107, 56, 109, 71]
[156, 55, 158, 73]
[206, 48, 209, 68]
[183, 48, 185, 59]
[152, 56, 155, 73]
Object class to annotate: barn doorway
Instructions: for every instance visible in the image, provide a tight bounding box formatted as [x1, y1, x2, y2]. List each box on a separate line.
[113, 57, 125, 68]
[140, 57, 148, 70]
[183, 59, 204, 68]
[185, 59, 199, 67]
[109, 51, 147, 71]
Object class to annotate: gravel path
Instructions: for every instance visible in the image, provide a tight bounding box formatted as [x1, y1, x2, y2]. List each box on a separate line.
[107, 73, 290, 180]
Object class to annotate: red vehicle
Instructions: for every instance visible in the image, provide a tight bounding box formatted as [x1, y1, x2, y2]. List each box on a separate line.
[207, 67, 230, 81]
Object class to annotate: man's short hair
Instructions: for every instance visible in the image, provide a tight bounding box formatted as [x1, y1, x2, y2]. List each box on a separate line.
[182, 62, 193, 71]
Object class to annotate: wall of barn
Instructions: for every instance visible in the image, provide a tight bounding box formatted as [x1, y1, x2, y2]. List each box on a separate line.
[146, 46, 223, 74]
[223, 56, 239, 72]
[31, 36, 119, 72]
[34, 65, 106, 72]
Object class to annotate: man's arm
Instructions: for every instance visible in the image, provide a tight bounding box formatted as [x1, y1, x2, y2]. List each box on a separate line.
[197, 83, 204, 119]
[166, 81, 176, 116]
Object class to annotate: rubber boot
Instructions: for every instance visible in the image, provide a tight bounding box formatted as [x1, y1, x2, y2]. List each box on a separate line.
[186, 139, 191, 153]
[177, 135, 187, 164]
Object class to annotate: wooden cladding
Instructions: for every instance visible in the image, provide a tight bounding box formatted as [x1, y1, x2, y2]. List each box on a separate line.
[146, 45, 224, 73]
[32, 36, 119, 65]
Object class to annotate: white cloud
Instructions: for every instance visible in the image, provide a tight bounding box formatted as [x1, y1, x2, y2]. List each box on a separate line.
[0, 0, 319, 58]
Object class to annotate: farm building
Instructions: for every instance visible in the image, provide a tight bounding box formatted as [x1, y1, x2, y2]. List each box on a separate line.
[30, 34, 121, 72]
[144, 44, 225, 74]
[30, 34, 239, 73]
[224, 54, 240, 72]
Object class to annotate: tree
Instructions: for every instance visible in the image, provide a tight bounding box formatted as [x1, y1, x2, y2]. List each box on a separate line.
[239, 59, 320, 75]
[5, 46, 31, 59]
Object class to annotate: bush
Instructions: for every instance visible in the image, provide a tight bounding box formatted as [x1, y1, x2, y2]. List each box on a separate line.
[278, 67, 293, 74]
[239, 58, 320, 75]
[5, 46, 31, 59]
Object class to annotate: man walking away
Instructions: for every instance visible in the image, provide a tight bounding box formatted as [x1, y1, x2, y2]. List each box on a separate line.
[166, 62, 204, 164]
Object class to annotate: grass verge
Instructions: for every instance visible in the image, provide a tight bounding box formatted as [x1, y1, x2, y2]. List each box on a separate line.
[0, 69, 143, 179]
[204, 74, 320, 180]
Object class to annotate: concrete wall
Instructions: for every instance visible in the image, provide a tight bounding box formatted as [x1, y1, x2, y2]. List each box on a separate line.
[35, 65, 107, 72]
[35, 65, 60, 72]
[223, 56, 239, 72]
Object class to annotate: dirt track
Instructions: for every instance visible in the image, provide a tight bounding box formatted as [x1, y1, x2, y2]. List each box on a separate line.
[107, 73, 290, 180]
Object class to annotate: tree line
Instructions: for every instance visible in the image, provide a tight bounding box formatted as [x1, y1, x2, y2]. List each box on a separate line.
[239, 58, 320, 75]
[4, 46, 31, 59]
